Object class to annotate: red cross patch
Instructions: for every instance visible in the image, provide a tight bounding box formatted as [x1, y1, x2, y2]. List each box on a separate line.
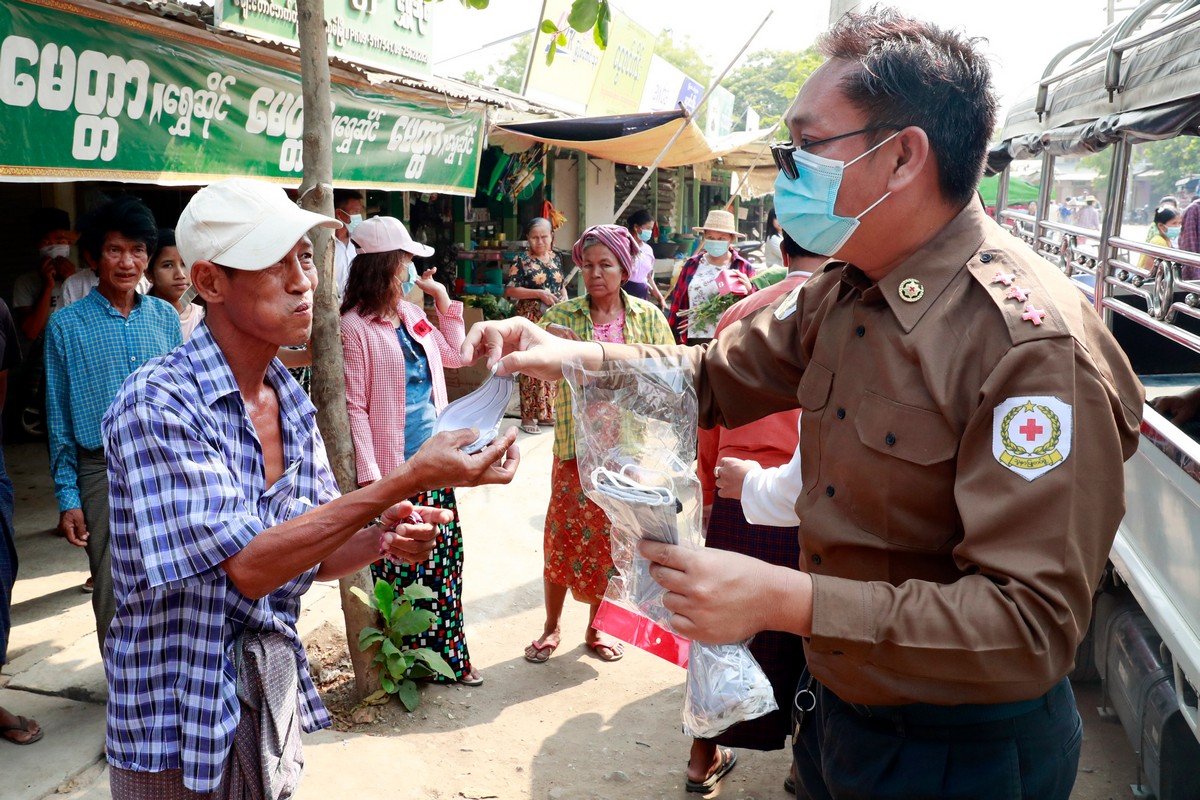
[992, 396, 1073, 481]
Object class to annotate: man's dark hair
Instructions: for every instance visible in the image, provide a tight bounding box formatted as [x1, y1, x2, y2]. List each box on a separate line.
[333, 189, 363, 210]
[628, 209, 653, 228]
[781, 231, 821, 261]
[818, 6, 997, 205]
[341, 249, 403, 317]
[77, 195, 158, 262]
[32, 207, 71, 242]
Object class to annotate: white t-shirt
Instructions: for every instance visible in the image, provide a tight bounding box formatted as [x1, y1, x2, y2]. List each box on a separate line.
[334, 237, 356, 301]
[764, 234, 785, 268]
[686, 255, 725, 340]
[11, 271, 64, 312]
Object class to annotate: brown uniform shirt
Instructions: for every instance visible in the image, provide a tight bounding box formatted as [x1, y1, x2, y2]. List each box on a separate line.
[615, 202, 1144, 705]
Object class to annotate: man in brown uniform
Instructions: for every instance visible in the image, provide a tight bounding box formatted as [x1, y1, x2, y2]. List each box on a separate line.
[464, 9, 1144, 799]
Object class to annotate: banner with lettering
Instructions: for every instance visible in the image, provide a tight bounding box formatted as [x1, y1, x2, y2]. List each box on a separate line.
[0, 1, 484, 194]
[214, 0, 433, 79]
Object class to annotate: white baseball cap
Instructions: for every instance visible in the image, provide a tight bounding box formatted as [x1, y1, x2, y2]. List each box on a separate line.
[176, 178, 342, 271]
[351, 216, 434, 258]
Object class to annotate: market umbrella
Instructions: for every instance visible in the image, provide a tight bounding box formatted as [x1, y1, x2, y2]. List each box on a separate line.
[977, 174, 1040, 206]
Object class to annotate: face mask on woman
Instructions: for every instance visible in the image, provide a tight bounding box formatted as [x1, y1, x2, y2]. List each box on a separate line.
[1165, 225, 1181, 242]
[704, 239, 730, 258]
[639, 228, 653, 242]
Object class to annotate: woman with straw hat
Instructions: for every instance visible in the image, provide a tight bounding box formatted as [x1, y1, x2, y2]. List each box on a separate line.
[665, 209, 754, 345]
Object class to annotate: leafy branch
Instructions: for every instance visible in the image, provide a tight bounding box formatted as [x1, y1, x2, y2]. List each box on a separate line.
[427, 0, 610, 64]
[351, 578, 456, 711]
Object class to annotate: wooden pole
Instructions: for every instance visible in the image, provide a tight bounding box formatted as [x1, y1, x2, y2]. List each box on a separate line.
[295, 0, 380, 699]
[613, 10, 773, 221]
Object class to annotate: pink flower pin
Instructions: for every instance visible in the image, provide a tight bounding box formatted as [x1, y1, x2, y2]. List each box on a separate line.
[1021, 304, 1047, 326]
[992, 272, 1016, 287]
[1005, 286, 1031, 303]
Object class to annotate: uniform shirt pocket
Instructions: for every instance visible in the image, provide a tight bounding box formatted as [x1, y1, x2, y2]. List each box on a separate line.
[849, 392, 960, 549]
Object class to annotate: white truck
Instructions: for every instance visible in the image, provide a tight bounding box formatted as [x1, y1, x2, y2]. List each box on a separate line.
[990, 2, 1200, 797]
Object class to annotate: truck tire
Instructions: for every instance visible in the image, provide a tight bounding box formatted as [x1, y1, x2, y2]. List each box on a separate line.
[1070, 610, 1101, 682]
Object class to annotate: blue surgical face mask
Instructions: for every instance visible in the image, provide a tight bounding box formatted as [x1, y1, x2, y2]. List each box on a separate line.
[704, 239, 730, 258]
[346, 213, 364, 235]
[773, 130, 901, 257]
[400, 260, 417, 295]
[638, 228, 653, 242]
[1165, 225, 1181, 242]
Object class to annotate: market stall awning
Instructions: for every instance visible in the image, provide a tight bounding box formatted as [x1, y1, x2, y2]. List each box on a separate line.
[489, 110, 774, 168]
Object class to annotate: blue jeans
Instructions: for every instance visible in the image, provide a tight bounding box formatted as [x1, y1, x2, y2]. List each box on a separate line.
[793, 677, 1082, 800]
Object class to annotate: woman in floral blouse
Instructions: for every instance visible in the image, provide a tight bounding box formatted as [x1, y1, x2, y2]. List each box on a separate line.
[504, 217, 566, 435]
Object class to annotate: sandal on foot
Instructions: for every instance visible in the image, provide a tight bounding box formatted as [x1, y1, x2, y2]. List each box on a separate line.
[0, 716, 43, 746]
[519, 423, 542, 435]
[586, 640, 624, 662]
[784, 773, 797, 795]
[685, 747, 737, 793]
[458, 668, 484, 686]
[524, 639, 557, 663]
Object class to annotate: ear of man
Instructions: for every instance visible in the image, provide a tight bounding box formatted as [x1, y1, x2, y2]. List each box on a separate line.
[190, 259, 230, 305]
[884, 126, 932, 195]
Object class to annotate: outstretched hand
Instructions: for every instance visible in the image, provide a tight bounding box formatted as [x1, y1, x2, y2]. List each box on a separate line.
[401, 426, 521, 492]
[377, 504, 454, 565]
[460, 317, 602, 383]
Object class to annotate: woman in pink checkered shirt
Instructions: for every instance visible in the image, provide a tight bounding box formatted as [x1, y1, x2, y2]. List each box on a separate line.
[340, 216, 483, 686]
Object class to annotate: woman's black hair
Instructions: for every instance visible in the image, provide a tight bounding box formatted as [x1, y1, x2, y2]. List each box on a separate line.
[627, 209, 653, 228]
[150, 229, 177, 268]
[766, 207, 779, 235]
[1155, 206, 1180, 226]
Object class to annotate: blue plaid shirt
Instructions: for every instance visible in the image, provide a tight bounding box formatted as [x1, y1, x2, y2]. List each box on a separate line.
[101, 322, 339, 792]
[44, 288, 182, 511]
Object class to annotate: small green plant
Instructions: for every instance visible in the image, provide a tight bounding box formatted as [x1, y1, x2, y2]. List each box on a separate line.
[351, 578, 455, 711]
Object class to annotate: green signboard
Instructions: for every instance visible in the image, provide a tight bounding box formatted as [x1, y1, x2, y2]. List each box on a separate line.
[0, 1, 484, 194]
[214, 0, 433, 79]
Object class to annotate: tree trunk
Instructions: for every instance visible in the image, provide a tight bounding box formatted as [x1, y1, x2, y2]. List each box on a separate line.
[295, 0, 380, 699]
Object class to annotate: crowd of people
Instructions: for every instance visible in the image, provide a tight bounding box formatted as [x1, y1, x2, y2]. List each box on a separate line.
[5, 5, 1200, 800]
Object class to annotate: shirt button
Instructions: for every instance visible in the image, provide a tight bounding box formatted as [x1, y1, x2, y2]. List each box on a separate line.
[811, 553, 822, 566]
[825, 485, 835, 497]
[855, 325, 865, 337]
[885, 432, 896, 446]
[980, 252, 993, 263]
[836, 408, 846, 419]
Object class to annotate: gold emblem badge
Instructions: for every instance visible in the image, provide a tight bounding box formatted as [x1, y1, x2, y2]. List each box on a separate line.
[898, 278, 924, 303]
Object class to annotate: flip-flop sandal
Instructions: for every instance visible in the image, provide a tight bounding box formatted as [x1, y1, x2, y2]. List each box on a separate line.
[458, 669, 484, 686]
[587, 641, 625, 662]
[784, 773, 797, 795]
[0, 716, 44, 746]
[519, 424, 542, 435]
[524, 639, 557, 663]
[685, 747, 737, 794]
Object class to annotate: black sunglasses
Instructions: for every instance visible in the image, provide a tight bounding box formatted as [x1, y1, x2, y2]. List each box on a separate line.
[771, 125, 903, 180]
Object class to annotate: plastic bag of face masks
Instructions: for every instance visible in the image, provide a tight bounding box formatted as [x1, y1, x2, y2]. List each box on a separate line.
[564, 355, 777, 739]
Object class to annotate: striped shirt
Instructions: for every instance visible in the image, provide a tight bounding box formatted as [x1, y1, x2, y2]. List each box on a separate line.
[44, 288, 182, 511]
[540, 291, 674, 460]
[101, 322, 338, 792]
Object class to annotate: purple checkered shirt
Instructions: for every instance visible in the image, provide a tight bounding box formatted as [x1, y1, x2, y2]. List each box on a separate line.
[101, 322, 339, 792]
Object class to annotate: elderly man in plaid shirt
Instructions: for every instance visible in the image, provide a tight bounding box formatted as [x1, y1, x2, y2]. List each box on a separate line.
[100, 179, 520, 799]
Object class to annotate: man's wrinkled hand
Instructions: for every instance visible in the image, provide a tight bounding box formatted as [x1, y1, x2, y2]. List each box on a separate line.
[378, 505, 453, 565]
[59, 508, 89, 547]
[402, 427, 521, 491]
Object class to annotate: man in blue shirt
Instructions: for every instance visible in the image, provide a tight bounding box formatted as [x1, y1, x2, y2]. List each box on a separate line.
[44, 196, 182, 647]
[101, 178, 520, 798]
